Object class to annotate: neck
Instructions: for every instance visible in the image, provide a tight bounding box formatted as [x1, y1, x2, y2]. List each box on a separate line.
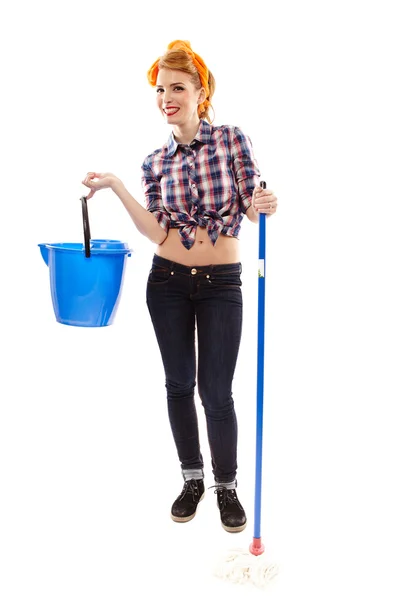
[173, 118, 201, 145]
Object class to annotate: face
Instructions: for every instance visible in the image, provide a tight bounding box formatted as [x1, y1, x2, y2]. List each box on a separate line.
[156, 69, 205, 126]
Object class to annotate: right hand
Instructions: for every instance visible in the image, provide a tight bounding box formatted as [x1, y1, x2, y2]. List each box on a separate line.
[82, 172, 121, 200]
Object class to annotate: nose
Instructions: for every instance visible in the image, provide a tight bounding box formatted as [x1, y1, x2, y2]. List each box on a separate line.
[163, 88, 174, 104]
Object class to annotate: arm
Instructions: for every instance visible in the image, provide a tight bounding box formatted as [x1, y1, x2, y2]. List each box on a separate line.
[82, 166, 169, 245]
[230, 126, 261, 221]
[111, 179, 167, 245]
[229, 128, 277, 222]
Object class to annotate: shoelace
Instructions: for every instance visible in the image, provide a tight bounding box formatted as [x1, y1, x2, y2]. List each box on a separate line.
[208, 485, 241, 509]
[178, 479, 200, 501]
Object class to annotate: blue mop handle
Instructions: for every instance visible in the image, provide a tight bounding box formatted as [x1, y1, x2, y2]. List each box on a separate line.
[254, 180, 267, 541]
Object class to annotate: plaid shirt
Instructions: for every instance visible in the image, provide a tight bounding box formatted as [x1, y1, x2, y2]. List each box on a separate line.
[141, 119, 261, 250]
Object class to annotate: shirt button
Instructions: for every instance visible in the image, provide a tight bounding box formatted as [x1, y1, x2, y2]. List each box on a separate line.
[191, 183, 196, 188]
[191, 268, 197, 275]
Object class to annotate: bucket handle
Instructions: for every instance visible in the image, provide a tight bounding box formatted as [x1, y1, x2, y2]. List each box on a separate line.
[80, 195, 91, 258]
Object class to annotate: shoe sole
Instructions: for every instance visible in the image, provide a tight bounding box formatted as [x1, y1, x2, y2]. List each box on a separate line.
[170, 492, 205, 523]
[221, 520, 247, 533]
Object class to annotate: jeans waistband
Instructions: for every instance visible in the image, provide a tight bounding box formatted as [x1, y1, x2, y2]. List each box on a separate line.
[151, 254, 242, 275]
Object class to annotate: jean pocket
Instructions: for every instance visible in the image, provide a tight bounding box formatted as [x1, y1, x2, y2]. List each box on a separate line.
[148, 266, 172, 285]
[208, 270, 242, 288]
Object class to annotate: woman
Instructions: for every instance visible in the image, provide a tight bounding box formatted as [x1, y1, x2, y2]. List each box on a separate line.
[82, 40, 278, 533]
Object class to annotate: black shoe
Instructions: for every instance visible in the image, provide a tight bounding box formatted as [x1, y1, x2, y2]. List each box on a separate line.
[171, 479, 205, 523]
[215, 487, 247, 532]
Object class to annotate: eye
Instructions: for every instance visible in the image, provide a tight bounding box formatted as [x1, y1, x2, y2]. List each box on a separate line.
[174, 86, 185, 91]
[156, 88, 164, 94]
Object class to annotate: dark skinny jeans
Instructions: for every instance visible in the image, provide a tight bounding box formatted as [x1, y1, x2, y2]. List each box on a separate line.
[146, 254, 243, 484]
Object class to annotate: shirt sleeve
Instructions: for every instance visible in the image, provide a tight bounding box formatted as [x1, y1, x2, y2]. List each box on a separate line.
[230, 126, 261, 213]
[140, 159, 170, 233]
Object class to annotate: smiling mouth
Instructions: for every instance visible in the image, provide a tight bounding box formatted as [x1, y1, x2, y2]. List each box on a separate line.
[164, 108, 180, 116]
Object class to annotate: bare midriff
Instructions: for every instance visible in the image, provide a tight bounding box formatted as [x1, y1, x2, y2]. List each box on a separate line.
[155, 227, 240, 266]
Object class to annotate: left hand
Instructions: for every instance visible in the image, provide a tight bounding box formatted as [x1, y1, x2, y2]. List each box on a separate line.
[252, 186, 278, 216]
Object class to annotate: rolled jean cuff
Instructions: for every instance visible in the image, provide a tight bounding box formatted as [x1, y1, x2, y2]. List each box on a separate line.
[215, 479, 237, 490]
[182, 468, 204, 481]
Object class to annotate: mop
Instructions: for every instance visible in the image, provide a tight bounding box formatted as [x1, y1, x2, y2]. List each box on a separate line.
[213, 181, 279, 588]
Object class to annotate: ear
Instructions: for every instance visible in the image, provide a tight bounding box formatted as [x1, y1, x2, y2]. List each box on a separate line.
[197, 87, 206, 104]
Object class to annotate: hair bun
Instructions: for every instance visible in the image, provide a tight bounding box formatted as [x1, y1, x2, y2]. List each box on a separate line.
[167, 40, 194, 55]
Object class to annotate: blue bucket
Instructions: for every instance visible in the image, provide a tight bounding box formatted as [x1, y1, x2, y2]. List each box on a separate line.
[39, 196, 132, 327]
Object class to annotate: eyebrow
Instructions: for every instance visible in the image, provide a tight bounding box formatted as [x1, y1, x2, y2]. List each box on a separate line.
[156, 82, 185, 87]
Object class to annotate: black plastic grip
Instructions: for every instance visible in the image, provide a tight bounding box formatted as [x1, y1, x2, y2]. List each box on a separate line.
[80, 196, 91, 258]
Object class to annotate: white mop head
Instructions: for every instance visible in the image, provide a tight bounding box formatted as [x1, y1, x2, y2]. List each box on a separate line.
[214, 548, 279, 589]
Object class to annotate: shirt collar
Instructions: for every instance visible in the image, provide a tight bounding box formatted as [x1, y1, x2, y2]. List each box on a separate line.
[164, 119, 212, 158]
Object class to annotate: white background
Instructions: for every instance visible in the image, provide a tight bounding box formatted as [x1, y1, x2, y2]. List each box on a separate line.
[1, 1, 399, 598]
